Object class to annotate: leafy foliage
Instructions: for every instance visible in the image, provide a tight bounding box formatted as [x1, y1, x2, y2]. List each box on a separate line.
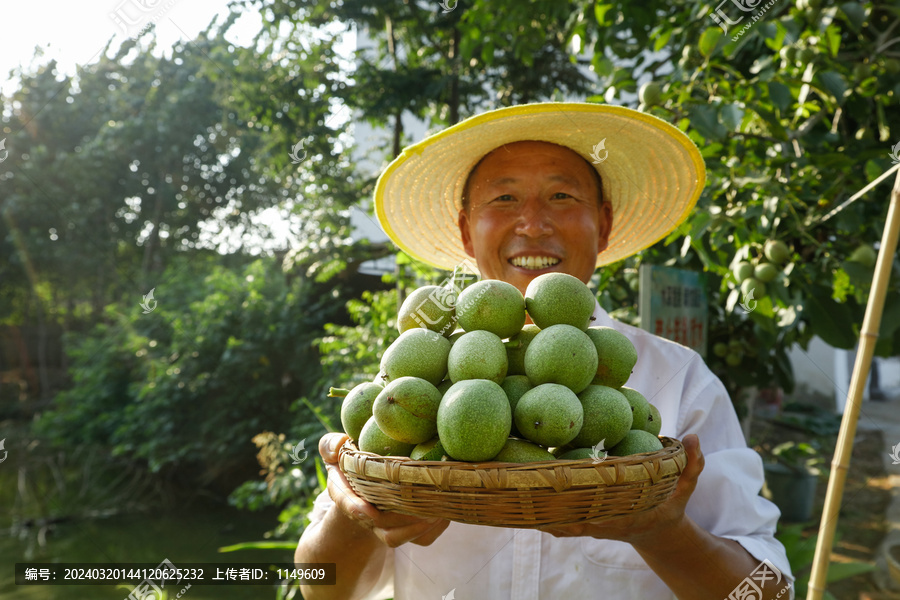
[776, 522, 877, 599]
[34, 257, 345, 483]
[583, 0, 900, 392]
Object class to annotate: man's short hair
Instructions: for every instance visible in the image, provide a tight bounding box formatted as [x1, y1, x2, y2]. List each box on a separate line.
[460, 143, 605, 212]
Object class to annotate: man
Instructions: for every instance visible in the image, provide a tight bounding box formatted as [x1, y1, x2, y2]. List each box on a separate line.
[295, 103, 793, 599]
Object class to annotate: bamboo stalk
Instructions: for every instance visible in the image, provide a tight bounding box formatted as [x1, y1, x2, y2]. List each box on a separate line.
[807, 165, 900, 600]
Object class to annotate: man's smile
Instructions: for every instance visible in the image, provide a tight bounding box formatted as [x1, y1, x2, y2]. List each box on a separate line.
[508, 255, 561, 270]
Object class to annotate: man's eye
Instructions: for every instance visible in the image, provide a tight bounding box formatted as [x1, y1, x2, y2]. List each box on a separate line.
[493, 194, 515, 202]
[552, 192, 571, 199]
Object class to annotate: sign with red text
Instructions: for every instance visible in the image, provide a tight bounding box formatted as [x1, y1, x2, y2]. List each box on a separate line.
[639, 265, 708, 358]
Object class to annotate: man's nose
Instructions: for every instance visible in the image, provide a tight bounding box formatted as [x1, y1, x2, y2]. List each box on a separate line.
[513, 198, 553, 238]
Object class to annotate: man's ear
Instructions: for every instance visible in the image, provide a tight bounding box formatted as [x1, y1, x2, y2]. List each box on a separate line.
[597, 201, 613, 254]
[458, 209, 477, 258]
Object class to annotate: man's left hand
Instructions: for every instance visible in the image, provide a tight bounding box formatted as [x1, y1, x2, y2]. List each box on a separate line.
[538, 433, 704, 550]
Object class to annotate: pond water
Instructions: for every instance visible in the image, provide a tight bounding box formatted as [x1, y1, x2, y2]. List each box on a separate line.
[0, 455, 297, 599]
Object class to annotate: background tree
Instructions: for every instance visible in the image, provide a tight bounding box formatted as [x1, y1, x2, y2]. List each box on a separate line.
[452, 0, 900, 401]
[2, 13, 384, 495]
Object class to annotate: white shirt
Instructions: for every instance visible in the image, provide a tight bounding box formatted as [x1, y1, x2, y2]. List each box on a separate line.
[308, 304, 794, 599]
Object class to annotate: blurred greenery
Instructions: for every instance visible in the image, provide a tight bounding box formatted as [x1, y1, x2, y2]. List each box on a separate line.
[2, 1, 899, 598]
[33, 257, 349, 480]
[776, 522, 877, 600]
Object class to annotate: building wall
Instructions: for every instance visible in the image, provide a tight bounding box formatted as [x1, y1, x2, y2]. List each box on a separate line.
[788, 336, 900, 412]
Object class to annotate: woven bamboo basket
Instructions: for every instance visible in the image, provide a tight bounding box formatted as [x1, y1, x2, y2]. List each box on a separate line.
[338, 436, 686, 528]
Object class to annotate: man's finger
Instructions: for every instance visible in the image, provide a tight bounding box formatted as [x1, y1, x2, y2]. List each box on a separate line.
[375, 518, 448, 548]
[319, 432, 349, 464]
[326, 460, 380, 525]
[408, 519, 451, 546]
[671, 433, 703, 502]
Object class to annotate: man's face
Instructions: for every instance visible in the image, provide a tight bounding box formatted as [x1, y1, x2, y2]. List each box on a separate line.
[458, 141, 613, 295]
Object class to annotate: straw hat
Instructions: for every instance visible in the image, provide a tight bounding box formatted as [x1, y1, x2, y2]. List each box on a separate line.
[373, 102, 705, 272]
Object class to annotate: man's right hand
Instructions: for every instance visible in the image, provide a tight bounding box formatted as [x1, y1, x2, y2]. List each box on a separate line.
[319, 432, 451, 548]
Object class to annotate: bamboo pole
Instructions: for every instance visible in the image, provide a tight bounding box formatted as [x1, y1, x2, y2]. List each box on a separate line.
[806, 164, 900, 600]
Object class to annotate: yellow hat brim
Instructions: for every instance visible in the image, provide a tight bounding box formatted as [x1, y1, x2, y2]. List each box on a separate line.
[374, 102, 705, 272]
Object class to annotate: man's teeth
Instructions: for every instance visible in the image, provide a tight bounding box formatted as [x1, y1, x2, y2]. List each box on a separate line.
[510, 256, 560, 270]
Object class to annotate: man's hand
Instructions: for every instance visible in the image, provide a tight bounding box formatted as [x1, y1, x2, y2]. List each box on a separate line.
[537, 433, 704, 549]
[320, 432, 451, 548]
[536, 434, 771, 600]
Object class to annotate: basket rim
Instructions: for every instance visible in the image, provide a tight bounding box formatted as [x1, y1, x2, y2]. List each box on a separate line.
[339, 436, 686, 491]
[340, 436, 683, 466]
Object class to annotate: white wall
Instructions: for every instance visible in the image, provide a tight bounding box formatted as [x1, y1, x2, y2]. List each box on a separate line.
[788, 336, 838, 399]
[788, 336, 900, 412]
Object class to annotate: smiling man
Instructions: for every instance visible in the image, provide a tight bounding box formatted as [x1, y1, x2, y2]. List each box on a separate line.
[458, 141, 612, 295]
[295, 103, 793, 600]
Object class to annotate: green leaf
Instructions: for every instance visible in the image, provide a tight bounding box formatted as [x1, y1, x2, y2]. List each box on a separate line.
[865, 159, 883, 182]
[832, 268, 852, 302]
[459, 35, 475, 63]
[826, 561, 876, 583]
[654, 28, 673, 53]
[801, 288, 857, 349]
[593, 56, 614, 77]
[700, 142, 724, 158]
[720, 103, 745, 131]
[594, 3, 615, 25]
[688, 104, 726, 140]
[750, 55, 775, 75]
[746, 105, 789, 138]
[301, 396, 337, 432]
[690, 212, 712, 237]
[763, 21, 788, 51]
[875, 293, 900, 341]
[824, 24, 841, 57]
[840, 2, 866, 31]
[699, 27, 723, 57]
[767, 81, 793, 112]
[481, 41, 495, 65]
[749, 294, 776, 321]
[818, 71, 848, 104]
